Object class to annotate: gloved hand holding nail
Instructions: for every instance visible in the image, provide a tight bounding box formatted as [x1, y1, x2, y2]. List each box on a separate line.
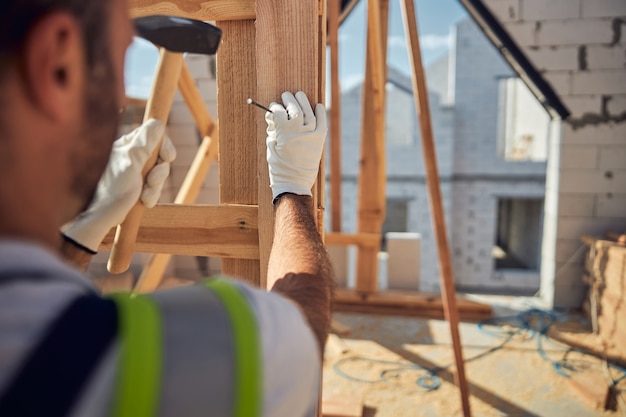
[62, 119, 176, 253]
[265, 91, 327, 201]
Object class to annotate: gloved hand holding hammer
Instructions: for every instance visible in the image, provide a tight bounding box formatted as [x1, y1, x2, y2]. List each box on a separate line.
[62, 119, 176, 253]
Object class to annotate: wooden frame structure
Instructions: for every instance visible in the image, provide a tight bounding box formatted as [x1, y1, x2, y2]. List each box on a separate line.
[101, 0, 475, 415]
[325, 1, 473, 415]
[103, 0, 326, 290]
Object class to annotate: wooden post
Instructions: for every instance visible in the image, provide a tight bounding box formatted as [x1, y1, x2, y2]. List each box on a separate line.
[216, 20, 260, 285]
[400, 0, 471, 415]
[134, 62, 218, 293]
[328, 0, 342, 232]
[256, 0, 322, 289]
[355, 0, 389, 294]
[107, 50, 184, 274]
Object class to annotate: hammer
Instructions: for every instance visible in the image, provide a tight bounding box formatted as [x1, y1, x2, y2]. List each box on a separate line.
[107, 16, 221, 274]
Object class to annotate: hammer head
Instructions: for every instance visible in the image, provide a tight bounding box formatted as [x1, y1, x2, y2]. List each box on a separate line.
[134, 16, 222, 55]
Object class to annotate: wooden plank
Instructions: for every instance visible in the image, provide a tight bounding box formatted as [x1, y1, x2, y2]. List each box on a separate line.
[333, 303, 492, 322]
[216, 20, 260, 285]
[328, 0, 342, 232]
[100, 204, 259, 259]
[325, 232, 380, 247]
[316, 0, 327, 242]
[334, 288, 492, 314]
[135, 63, 219, 293]
[355, 0, 389, 294]
[400, 1, 471, 415]
[129, 0, 255, 21]
[108, 50, 184, 274]
[256, 0, 322, 289]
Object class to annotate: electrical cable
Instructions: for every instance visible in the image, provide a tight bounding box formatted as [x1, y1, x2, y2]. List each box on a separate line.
[332, 308, 626, 393]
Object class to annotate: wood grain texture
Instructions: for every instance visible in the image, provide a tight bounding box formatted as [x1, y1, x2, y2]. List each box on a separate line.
[328, 0, 342, 233]
[134, 62, 218, 293]
[316, 0, 327, 242]
[355, 0, 389, 294]
[256, 0, 322, 289]
[129, 0, 255, 21]
[401, 0, 471, 415]
[100, 204, 259, 259]
[217, 20, 260, 285]
[107, 50, 184, 274]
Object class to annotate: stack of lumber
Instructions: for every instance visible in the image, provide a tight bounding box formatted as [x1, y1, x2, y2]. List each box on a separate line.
[581, 233, 626, 365]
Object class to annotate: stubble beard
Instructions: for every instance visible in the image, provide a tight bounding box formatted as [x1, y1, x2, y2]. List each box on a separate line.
[72, 57, 120, 215]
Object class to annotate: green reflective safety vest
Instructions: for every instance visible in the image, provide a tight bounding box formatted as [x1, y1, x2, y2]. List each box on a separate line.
[109, 278, 262, 417]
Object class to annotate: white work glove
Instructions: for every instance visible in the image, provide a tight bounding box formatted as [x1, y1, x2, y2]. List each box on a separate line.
[265, 91, 327, 200]
[62, 119, 176, 253]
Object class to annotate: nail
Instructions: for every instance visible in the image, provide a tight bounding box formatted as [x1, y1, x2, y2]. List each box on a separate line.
[247, 98, 273, 113]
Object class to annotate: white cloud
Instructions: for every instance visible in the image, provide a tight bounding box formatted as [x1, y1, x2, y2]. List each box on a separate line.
[388, 36, 406, 48]
[419, 33, 452, 49]
[338, 33, 352, 43]
[340, 73, 364, 92]
[387, 33, 451, 50]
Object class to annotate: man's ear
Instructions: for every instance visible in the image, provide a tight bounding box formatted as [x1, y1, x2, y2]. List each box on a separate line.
[22, 12, 85, 123]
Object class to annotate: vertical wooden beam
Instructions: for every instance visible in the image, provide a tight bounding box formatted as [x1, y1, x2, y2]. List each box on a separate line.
[355, 0, 389, 294]
[216, 20, 260, 285]
[316, 0, 327, 238]
[400, 0, 471, 416]
[256, 0, 322, 289]
[328, 0, 342, 232]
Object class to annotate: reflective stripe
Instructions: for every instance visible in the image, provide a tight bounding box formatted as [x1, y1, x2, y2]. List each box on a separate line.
[109, 294, 162, 417]
[205, 279, 262, 417]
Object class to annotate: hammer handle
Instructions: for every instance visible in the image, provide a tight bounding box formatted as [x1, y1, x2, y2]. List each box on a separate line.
[107, 50, 184, 274]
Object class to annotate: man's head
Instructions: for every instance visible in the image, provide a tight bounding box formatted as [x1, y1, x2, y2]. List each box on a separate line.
[0, 0, 134, 244]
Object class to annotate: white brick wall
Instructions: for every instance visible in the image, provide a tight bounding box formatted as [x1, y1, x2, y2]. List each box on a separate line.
[562, 95, 603, 118]
[559, 145, 598, 169]
[595, 194, 626, 217]
[599, 145, 626, 168]
[521, 0, 580, 21]
[586, 44, 626, 70]
[581, 0, 626, 18]
[571, 71, 626, 95]
[484, 0, 626, 307]
[538, 19, 615, 46]
[486, 0, 521, 23]
[557, 194, 595, 217]
[544, 71, 572, 95]
[502, 22, 538, 46]
[525, 46, 579, 71]
[559, 170, 626, 193]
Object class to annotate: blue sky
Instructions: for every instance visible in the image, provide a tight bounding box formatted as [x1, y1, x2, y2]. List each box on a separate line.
[125, 0, 468, 99]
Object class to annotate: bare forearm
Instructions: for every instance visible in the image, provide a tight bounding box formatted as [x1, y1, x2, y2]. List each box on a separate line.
[268, 194, 333, 355]
[59, 235, 94, 271]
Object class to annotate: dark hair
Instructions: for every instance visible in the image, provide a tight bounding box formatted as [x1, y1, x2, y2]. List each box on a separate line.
[0, 1, 110, 75]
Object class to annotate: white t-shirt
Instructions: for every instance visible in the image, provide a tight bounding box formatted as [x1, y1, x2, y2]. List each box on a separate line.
[0, 240, 320, 417]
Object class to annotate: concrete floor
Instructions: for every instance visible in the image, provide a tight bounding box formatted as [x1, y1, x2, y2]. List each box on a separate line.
[323, 296, 626, 417]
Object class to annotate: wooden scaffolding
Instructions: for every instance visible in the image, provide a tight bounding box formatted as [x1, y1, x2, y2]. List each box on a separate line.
[99, 0, 478, 415]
